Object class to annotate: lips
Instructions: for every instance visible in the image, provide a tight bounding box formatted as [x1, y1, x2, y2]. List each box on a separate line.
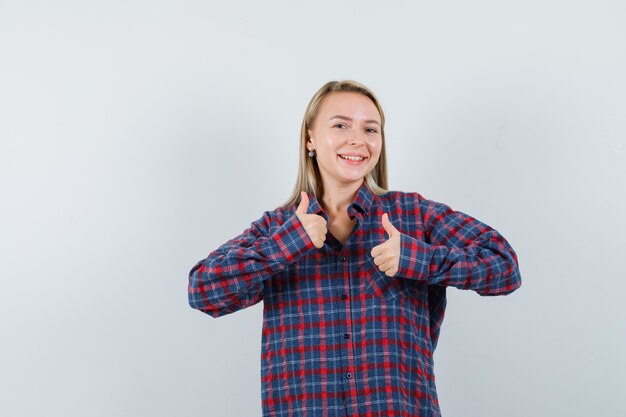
[338, 154, 367, 161]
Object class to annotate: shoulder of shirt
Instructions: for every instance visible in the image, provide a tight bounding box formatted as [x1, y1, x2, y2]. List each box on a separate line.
[378, 189, 453, 213]
[377, 189, 435, 204]
[378, 189, 420, 202]
[247, 204, 296, 233]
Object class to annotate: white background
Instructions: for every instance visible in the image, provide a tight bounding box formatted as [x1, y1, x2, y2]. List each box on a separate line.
[1, 1, 625, 416]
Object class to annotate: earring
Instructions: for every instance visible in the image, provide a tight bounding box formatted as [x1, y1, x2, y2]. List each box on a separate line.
[308, 149, 315, 157]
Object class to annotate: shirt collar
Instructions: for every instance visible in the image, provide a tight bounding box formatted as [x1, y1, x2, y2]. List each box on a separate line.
[307, 194, 325, 218]
[349, 181, 375, 217]
[304, 181, 376, 220]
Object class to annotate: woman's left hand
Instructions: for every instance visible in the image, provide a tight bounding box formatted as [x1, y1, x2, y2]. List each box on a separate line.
[370, 213, 401, 277]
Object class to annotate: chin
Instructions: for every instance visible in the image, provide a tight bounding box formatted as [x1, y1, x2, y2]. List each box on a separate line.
[337, 173, 368, 184]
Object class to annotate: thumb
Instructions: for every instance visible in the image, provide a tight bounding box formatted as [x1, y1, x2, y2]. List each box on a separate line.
[296, 191, 309, 215]
[382, 213, 398, 238]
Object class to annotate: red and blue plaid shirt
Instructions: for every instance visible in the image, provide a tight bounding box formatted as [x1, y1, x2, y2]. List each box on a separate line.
[188, 182, 521, 417]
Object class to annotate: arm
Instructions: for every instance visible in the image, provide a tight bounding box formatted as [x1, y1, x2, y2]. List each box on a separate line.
[188, 210, 314, 318]
[396, 196, 521, 296]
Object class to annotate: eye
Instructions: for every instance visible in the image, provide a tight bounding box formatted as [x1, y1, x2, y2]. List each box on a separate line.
[334, 123, 347, 129]
[366, 127, 378, 133]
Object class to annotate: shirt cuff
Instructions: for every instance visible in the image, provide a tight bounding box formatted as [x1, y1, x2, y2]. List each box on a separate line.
[396, 233, 435, 281]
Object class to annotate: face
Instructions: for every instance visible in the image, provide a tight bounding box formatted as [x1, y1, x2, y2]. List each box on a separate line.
[307, 92, 382, 190]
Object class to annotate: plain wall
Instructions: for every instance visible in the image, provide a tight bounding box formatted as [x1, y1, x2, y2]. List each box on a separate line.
[1, 0, 625, 416]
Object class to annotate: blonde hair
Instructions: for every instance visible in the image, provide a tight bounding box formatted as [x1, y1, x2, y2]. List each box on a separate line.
[282, 80, 388, 209]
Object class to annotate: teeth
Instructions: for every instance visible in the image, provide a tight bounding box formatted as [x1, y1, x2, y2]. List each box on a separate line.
[340, 154, 364, 161]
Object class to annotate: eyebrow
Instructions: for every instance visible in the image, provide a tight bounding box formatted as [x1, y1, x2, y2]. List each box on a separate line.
[329, 115, 381, 127]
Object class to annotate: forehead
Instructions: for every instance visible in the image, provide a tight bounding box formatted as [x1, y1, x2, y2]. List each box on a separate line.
[317, 92, 380, 122]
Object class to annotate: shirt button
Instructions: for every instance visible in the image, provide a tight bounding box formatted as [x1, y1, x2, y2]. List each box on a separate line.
[346, 373, 352, 379]
[341, 294, 348, 300]
[340, 256, 346, 262]
[344, 333, 350, 339]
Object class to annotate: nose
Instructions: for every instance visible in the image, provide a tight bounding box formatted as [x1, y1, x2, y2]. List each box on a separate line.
[349, 133, 365, 146]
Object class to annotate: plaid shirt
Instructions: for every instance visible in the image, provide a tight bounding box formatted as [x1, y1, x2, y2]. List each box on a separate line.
[188, 182, 521, 417]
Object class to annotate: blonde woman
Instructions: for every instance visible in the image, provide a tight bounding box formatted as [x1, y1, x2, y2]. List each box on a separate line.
[188, 80, 521, 417]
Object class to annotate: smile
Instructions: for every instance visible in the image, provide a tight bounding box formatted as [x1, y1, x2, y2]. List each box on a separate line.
[339, 154, 366, 161]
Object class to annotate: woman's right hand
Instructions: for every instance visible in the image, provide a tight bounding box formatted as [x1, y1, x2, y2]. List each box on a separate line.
[296, 191, 327, 249]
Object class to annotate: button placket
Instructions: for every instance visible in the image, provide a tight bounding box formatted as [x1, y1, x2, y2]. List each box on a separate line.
[338, 248, 355, 408]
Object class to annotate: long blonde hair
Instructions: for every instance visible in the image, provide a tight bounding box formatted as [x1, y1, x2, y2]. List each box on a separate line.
[282, 80, 388, 209]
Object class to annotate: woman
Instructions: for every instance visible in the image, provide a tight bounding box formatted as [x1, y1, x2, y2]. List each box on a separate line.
[188, 80, 521, 417]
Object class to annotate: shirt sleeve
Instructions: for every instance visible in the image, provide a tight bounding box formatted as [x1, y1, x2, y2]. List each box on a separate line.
[395, 196, 522, 296]
[188, 210, 315, 317]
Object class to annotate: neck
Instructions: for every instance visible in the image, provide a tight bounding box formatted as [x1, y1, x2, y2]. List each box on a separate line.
[321, 179, 363, 216]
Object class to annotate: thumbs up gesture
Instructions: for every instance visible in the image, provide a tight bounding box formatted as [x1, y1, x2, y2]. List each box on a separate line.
[370, 213, 401, 277]
[295, 192, 328, 249]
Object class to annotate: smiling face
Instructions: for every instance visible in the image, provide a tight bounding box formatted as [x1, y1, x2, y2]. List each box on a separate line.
[307, 92, 383, 192]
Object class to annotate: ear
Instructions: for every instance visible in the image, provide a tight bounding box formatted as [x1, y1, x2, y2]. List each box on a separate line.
[306, 135, 316, 152]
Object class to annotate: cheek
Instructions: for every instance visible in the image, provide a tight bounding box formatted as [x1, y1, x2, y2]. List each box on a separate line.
[367, 137, 382, 154]
[320, 135, 339, 149]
